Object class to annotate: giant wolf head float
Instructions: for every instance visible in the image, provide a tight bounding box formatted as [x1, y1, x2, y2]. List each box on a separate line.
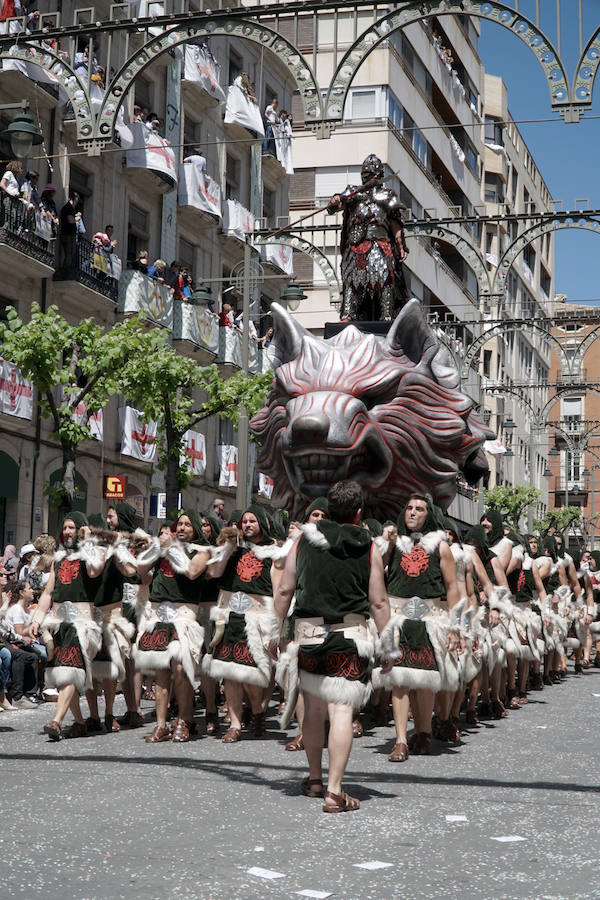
[250, 300, 493, 520]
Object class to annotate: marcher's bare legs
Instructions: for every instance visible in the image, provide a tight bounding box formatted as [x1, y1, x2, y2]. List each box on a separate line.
[122, 657, 142, 714]
[172, 661, 194, 723]
[303, 691, 327, 783]
[325, 701, 354, 797]
[412, 688, 434, 734]
[154, 669, 171, 729]
[391, 686, 409, 745]
[224, 679, 263, 730]
[201, 672, 217, 714]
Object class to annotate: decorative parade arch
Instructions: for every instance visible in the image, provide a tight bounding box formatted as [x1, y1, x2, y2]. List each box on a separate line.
[254, 234, 342, 308]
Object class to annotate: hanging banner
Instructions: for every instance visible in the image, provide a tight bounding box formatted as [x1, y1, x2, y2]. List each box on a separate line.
[258, 473, 274, 499]
[118, 269, 173, 330]
[180, 430, 206, 477]
[261, 242, 293, 275]
[0, 359, 33, 420]
[73, 399, 104, 442]
[118, 121, 177, 183]
[275, 125, 294, 175]
[224, 80, 265, 136]
[178, 164, 222, 223]
[223, 199, 254, 241]
[183, 44, 226, 102]
[218, 444, 238, 487]
[119, 406, 158, 462]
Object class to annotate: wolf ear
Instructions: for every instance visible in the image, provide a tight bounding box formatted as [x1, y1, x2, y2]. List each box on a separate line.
[384, 298, 459, 389]
[270, 302, 312, 368]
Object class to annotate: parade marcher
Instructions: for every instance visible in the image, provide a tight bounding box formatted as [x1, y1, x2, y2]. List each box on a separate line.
[83, 502, 140, 733]
[135, 511, 210, 743]
[30, 513, 106, 741]
[198, 511, 222, 735]
[327, 153, 409, 321]
[274, 480, 390, 812]
[379, 495, 460, 761]
[204, 504, 286, 743]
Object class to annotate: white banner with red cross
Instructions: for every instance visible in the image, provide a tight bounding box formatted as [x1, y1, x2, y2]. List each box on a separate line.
[180, 430, 206, 477]
[0, 359, 33, 419]
[218, 444, 238, 487]
[120, 122, 177, 184]
[119, 406, 157, 462]
[258, 472, 274, 499]
[73, 399, 103, 442]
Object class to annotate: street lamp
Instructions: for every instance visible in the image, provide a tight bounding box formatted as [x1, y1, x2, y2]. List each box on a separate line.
[280, 279, 307, 312]
[0, 113, 43, 159]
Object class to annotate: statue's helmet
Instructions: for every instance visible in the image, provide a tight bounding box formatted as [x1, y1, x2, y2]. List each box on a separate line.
[361, 154, 384, 184]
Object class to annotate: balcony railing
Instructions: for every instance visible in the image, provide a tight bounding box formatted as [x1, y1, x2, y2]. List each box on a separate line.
[0, 194, 55, 268]
[117, 269, 173, 328]
[556, 369, 587, 384]
[54, 236, 120, 301]
[553, 476, 589, 495]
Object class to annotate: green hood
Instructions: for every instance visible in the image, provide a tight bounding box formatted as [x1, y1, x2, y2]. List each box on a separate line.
[115, 501, 136, 534]
[364, 518, 383, 537]
[543, 535, 558, 562]
[177, 509, 206, 544]
[481, 509, 504, 545]
[444, 517, 462, 545]
[305, 497, 329, 519]
[243, 504, 273, 545]
[88, 513, 108, 530]
[61, 510, 88, 531]
[464, 524, 492, 566]
[202, 511, 222, 543]
[397, 496, 446, 536]
[317, 519, 372, 559]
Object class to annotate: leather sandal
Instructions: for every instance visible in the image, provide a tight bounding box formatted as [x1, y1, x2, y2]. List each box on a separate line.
[142, 688, 156, 701]
[205, 712, 219, 735]
[414, 732, 432, 755]
[322, 790, 360, 813]
[105, 714, 120, 733]
[491, 699, 508, 719]
[518, 693, 529, 705]
[64, 721, 88, 739]
[285, 734, 304, 751]
[43, 720, 62, 741]
[465, 709, 479, 726]
[388, 741, 409, 762]
[172, 718, 190, 743]
[144, 725, 171, 743]
[352, 718, 363, 738]
[301, 777, 323, 798]
[222, 726, 241, 743]
[85, 716, 103, 732]
[128, 711, 144, 729]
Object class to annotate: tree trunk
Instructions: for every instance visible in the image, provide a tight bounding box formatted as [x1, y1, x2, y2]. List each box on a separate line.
[165, 453, 181, 520]
[59, 444, 77, 521]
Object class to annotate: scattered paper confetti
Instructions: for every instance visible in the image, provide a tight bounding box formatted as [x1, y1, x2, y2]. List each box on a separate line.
[247, 867, 286, 880]
[592, 693, 600, 698]
[253, 846, 265, 852]
[536, 726, 547, 729]
[295, 891, 333, 899]
[490, 836, 526, 843]
[446, 815, 468, 822]
[354, 861, 394, 870]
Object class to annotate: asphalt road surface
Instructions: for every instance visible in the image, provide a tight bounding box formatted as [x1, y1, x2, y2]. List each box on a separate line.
[2, 668, 599, 900]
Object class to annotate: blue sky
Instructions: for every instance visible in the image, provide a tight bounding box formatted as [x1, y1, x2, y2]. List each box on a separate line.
[478, 9, 600, 303]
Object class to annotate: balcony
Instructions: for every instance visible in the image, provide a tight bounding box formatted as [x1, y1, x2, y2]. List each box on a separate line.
[182, 44, 226, 108]
[53, 237, 120, 315]
[259, 241, 293, 276]
[177, 165, 222, 233]
[117, 269, 173, 330]
[223, 80, 265, 141]
[220, 199, 254, 253]
[117, 122, 177, 194]
[555, 368, 589, 385]
[553, 476, 589, 507]
[1, 48, 60, 109]
[216, 326, 242, 378]
[0, 194, 55, 278]
[172, 300, 219, 364]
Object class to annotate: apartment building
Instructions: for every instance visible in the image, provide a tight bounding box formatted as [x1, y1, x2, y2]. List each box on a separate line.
[0, 3, 296, 546]
[479, 73, 554, 522]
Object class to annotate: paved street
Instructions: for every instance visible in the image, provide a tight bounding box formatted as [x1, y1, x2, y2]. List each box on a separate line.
[2, 669, 600, 900]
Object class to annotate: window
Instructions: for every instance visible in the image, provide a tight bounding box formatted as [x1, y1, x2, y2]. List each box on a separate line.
[225, 155, 240, 201]
[264, 83, 278, 110]
[69, 164, 92, 214]
[183, 117, 200, 155]
[484, 116, 503, 146]
[134, 77, 152, 112]
[483, 349, 492, 378]
[127, 204, 149, 264]
[412, 127, 428, 167]
[263, 187, 276, 226]
[228, 51, 242, 85]
[466, 142, 478, 173]
[387, 92, 403, 130]
[179, 238, 194, 273]
[351, 90, 376, 119]
[484, 173, 503, 204]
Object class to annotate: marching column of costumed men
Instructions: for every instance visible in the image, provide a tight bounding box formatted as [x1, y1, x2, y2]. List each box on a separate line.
[23, 487, 599, 813]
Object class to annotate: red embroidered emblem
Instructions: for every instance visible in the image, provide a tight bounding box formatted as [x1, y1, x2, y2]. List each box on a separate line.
[139, 626, 173, 651]
[324, 651, 367, 679]
[517, 571, 525, 592]
[159, 559, 175, 578]
[236, 551, 263, 584]
[400, 545, 430, 577]
[298, 648, 318, 672]
[57, 559, 80, 585]
[53, 645, 84, 668]
[214, 640, 256, 666]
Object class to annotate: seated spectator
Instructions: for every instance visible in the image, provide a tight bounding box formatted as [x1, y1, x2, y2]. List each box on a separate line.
[0, 565, 12, 610]
[218, 302, 235, 327]
[147, 258, 167, 281]
[0, 586, 39, 708]
[17, 542, 37, 580]
[0, 643, 13, 710]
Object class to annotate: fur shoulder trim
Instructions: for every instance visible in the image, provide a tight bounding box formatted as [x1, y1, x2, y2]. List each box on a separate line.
[522, 554, 533, 571]
[490, 536, 513, 556]
[374, 536, 389, 557]
[450, 543, 463, 563]
[252, 538, 294, 561]
[462, 545, 474, 565]
[534, 556, 549, 570]
[300, 522, 330, 549]
[563, 552, 573, 568]
[511, 544, 524, 562]
[396, 529, 446, 555]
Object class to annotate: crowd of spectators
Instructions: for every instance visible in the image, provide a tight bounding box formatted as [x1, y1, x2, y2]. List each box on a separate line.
[0, 536, 57, 713]
[262, 98, 293, 158]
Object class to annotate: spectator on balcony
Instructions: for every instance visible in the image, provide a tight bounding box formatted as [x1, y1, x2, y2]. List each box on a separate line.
[183, 148, 206, 177]
[0, 160, 23, 200]
[40, 183, 59, 233]
[181, 269, 193, 299]
[200, 37, 215, 63]
[92, 224, 117, 254]
[234, 73, 257, 104]
[21, 170, 41, 208]
[218, 302, 235, 327]
[74, 42, 98, 82]
[234, 310, 257, 341]
[147, 258, 167, 282]
[167, 260, 184, 299]
[263, 97, 280, 157]
[259, 326, 274, 349]
[132, 249, 148, 273]
[58, 190, 80, 274]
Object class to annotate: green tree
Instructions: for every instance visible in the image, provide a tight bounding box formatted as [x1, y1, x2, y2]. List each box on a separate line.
[483, 485, 542, 531]
[121, 339, 272, 515]
[0, 304, 151, 514]
[533, 506, 589, 536]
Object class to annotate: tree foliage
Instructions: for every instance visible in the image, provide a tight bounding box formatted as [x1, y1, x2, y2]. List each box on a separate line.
[533, 506, 590, 536]
[121, 340, 272, 511]
[0, 304, 152, 508]
[483, 485, 542, 530]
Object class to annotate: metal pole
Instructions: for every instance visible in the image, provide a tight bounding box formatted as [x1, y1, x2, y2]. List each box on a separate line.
[591, 467, 596, 551]
[528, 423, 535, 532]
[235, 239, 251, 511]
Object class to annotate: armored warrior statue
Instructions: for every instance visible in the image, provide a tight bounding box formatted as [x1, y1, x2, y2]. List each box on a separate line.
[327, 154, 409, 321]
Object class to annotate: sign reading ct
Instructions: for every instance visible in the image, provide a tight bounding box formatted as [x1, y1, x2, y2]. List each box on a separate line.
[104, 475, 127, 500]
